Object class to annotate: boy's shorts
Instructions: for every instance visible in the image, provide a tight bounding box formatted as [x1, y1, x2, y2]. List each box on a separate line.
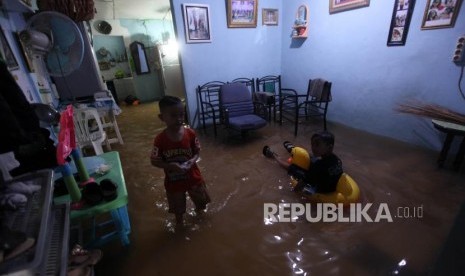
[166, 183, 211, 215]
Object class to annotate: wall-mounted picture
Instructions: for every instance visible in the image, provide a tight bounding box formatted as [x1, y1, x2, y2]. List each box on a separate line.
[329, 0, 370, 14]
[0, 28, 19, 71]
[227, 0, 258, 28]
[421, 0, 463, 29]
[387, 0, 416, 46]
[182, 3, 212, 43]
[262, 8, 278, 25]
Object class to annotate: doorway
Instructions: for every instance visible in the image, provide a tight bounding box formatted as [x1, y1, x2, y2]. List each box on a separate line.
[152, 42, 185, 100]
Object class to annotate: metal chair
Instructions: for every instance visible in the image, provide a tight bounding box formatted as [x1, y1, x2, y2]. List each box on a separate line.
[280, 78, 332, 136]
[255, 75, 281, 122]
[255, 75, 295, 122]
[231, 77, 255, 93]
[197, 81, 225, 136]
[219, 82, 267, 137]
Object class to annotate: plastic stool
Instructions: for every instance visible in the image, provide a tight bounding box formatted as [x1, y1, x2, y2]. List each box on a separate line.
[88, 205, 131, 248]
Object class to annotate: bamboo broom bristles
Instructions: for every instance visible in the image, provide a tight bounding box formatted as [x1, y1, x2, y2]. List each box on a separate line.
[395, 101, 465, 125]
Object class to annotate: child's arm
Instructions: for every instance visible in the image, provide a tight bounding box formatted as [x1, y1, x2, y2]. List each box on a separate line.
[274, 156, 291, 170]
[151, 159, 186, 173]
[182, 130, 201, 170]
[150, 143, 186, 173]
[151, 159, 183, 171]
[182, 153, 199, 170]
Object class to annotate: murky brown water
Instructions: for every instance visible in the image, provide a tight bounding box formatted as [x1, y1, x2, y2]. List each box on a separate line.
[95, 102, 465, 275]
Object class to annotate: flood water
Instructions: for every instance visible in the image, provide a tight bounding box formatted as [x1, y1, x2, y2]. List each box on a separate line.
[95, 102, 465, 275]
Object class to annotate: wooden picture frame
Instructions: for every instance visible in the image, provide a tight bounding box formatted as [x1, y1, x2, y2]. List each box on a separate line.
[182, 3, 212, 43]
[421, 0, 463, 30]
[329, 0, 370, 14]
[387, 0, 416, 46]
[227, 0, 258, 28]
[0, 28, 19, 71]
[262, 8, 278, 25]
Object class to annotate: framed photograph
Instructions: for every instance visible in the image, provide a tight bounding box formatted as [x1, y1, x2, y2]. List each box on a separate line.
[182, 4, 212, 43]
[387, 0, 416, 46]
[329, 0, 370, 14]
[262, 8, 278, 25]
[0, 28, 19, 71]
[15, 32, 34, 72]
[421, 0, 463, 30]
[227, 0, 258, 28]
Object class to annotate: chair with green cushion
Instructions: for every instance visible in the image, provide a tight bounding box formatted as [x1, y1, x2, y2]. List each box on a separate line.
[255, 75, 281, 121]
[255, 75, 295, 122]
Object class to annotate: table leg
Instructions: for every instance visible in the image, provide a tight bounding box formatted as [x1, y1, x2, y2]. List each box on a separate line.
[110, 206, 131, 246]
[453, 137, 465, 171]
[438, 133, 454, 168]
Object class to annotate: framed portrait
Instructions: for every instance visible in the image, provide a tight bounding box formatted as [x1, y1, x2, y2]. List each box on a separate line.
[227, 0, 258, 28]
[0, 28, 19, 71]
[329, 0, 370, 14]
[262, 8, 278, 25]
[421, 0, 463, 30]
[387, 0, 416, 46]
[182, 3, 212, 43]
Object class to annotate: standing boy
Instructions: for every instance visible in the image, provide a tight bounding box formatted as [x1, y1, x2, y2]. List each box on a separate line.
[150, 96, 210, 225]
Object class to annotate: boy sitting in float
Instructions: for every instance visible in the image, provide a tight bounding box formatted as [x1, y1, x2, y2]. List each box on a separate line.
[263, 131, 359, 205]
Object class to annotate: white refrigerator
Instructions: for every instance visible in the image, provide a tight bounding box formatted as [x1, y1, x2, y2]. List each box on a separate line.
[153, 43, 185, 99]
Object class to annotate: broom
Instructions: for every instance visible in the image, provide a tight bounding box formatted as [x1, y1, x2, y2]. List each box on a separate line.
[395, 101, 465, 125]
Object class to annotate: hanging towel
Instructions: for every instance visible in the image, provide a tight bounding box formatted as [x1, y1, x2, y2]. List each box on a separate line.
[309, 78, 326, 100]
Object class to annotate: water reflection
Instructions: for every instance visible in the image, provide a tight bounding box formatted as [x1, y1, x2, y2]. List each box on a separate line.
[96, 102, 465, 275]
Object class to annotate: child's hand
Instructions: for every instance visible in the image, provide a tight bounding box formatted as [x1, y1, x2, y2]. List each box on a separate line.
[168, 162, 187, 173]
[181, 160, 195, 170]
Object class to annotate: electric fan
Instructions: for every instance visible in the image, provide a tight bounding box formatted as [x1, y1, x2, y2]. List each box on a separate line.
[19, 11, 85, 77]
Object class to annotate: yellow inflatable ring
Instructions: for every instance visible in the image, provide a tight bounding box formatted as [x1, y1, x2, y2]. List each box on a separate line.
[290, 173, 360, 206]
[286, 144, 360, 206]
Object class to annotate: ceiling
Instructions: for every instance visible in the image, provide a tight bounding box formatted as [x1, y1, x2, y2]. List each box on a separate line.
[94, 0, 172, 20]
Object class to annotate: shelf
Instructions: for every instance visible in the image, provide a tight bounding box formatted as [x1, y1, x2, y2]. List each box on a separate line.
[292, 4, 309, 40]
[292, 27, 308, 38]
[0, 0, 34, 13]
[0, 170, 54, 275]
[0, 169, 70, 276]
[37, 203, 70, 276]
